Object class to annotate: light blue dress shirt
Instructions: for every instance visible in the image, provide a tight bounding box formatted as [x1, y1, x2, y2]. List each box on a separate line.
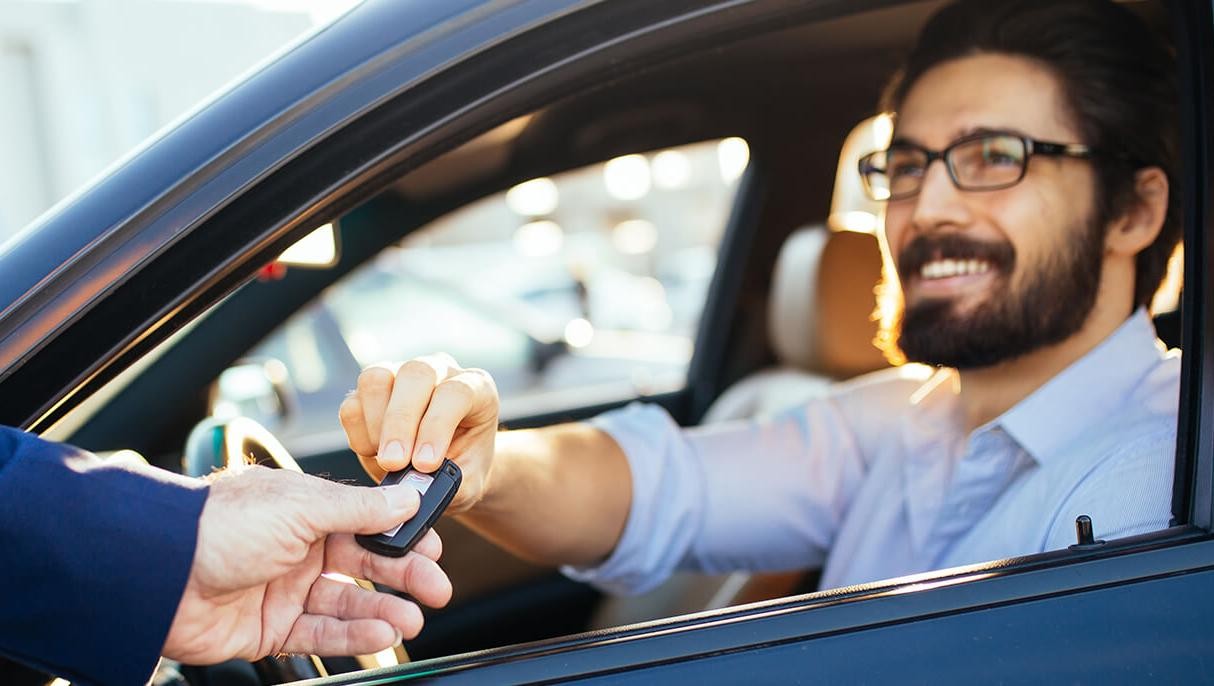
[564, 309, 1180, 595]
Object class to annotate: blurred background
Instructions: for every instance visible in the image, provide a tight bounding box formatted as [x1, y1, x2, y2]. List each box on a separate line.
[228, 135, 749, 448]
[1, 1, 750, 446]
[0, 0, 358, 243]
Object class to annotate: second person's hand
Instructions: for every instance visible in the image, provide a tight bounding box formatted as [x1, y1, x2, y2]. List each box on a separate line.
[338, 353, 500, 513]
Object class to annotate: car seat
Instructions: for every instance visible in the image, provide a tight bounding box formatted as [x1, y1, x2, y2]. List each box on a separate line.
[704, 225, 888, 422]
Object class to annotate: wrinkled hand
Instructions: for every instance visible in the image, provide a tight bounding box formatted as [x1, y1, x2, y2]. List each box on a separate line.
[162, 465, 452, 664]
[339, 353, 500, 513]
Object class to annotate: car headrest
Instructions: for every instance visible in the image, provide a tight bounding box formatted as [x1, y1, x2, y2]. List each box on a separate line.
[767, 226, 888, 379]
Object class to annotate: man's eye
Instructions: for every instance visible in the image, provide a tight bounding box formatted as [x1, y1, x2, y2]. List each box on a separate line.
[890, 162, 924, 178]
[984, 152, 1019, 166]
[981, 143, 1022, 166]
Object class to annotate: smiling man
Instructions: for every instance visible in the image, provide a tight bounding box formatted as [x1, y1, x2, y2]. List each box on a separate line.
[340, 0, 1182, 594]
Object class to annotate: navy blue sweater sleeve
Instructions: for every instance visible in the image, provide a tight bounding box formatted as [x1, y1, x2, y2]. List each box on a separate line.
[0, 426, 209, 685]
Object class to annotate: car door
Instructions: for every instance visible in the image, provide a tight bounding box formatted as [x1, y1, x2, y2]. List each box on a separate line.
[2, 0, 1211, 682]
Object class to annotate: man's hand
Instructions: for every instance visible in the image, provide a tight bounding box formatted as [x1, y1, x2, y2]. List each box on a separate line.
[338, 354, 500, 513]
[338, 353, 631, 567]
[162, 465, 452, 664]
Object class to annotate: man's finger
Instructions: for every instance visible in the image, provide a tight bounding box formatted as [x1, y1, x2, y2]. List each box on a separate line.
[307, 576, 423, 635]
[413, 369, 498, 473]
[376, 358, 445, 471]
[358, 453, 388, 483]
[339, 394, 377, 457]
[280, 615, 409, 656]
[327, 535, 453, 608]
[412, 528, 442, 562]
[356, 366, 397, 450]
[302, 475, 421, 535]
[411, 376, 475, 471]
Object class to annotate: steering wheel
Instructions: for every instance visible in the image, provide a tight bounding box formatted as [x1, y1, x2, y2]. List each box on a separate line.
[183, 417, 406, 681]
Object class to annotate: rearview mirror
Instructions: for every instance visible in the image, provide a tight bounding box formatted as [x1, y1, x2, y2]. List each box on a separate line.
[277, 223, 339, 268]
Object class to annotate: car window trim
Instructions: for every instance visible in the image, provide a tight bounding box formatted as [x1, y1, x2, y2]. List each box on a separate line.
[685, 161, 766, 424]
[1168, 0, 1214, 530]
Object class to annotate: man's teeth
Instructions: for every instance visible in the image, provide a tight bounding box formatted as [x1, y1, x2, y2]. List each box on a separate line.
[919, 259, 992, 280]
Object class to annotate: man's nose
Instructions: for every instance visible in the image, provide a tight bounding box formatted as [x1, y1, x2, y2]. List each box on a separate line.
[909, 159, 970, 232]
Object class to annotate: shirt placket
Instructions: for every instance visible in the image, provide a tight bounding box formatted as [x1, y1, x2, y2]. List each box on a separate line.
[922, 427, 1020, 567]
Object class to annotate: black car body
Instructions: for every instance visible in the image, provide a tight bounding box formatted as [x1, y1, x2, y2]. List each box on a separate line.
[1, 0, 1212, 682]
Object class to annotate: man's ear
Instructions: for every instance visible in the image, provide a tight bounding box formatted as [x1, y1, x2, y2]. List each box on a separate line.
[1105, 166, 1169, 256]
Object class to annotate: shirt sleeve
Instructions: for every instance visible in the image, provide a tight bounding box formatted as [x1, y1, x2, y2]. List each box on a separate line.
[0, 426, 209, 685]
[562, 398, 867, 595]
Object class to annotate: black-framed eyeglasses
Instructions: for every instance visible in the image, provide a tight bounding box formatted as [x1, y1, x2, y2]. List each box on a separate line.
[857, 131, 1095, 201]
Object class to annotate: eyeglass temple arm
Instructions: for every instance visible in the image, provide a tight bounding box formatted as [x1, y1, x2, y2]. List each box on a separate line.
[1030, 140, 1094, 157]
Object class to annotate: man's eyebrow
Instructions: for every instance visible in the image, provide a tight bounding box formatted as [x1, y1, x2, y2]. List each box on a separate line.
[890, 126, 1031, 148]
[957, 125, 1030, 139]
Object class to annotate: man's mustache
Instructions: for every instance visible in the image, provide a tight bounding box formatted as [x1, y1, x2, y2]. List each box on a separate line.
[896, 233, 1015, 278]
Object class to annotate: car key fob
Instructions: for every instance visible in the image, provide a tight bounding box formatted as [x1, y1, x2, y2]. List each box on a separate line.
[356, 459, 462, 557]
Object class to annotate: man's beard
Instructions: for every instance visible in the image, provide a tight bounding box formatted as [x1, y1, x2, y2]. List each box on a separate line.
[891, 219, 1104, 370]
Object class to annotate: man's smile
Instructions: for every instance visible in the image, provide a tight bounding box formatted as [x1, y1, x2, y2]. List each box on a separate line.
[909, 257, 998, 299]
[896, 231, 1014, 305]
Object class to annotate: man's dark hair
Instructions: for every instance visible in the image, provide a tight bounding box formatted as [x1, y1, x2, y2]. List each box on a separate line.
[880, 0, 1180, 310]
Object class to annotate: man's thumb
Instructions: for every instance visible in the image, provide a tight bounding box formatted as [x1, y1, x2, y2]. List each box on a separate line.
[309, 478, 421, 535]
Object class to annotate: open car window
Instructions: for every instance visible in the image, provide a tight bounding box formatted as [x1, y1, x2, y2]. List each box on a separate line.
[221, 138, 748, 449]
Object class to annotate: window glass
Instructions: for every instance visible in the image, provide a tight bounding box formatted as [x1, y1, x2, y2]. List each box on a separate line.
[232, 138, 747, 444]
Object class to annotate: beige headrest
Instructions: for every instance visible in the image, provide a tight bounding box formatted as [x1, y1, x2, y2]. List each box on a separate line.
[767, 227, 887, 379]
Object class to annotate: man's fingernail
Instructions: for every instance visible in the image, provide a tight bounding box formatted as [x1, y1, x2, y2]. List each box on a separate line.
[393, 630, 403, 645]
[380, 441, 406, 467]
[415, 443, 435, 468]
[381, 484, 419, 512]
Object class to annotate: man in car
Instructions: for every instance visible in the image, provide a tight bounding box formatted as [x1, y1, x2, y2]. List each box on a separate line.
[340, 0, 1181, 596]
[0, 427, 452, 684]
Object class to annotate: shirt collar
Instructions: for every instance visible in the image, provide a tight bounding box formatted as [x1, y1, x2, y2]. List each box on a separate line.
[998, 308, 1167, 466]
